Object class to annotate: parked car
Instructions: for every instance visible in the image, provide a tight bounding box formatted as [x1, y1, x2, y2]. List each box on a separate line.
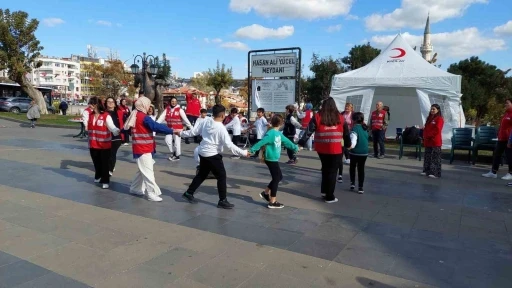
[0, 97, 55, 114]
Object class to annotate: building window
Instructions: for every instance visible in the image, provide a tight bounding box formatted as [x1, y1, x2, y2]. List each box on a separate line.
[346, 95, 363, 112]
[428, 94, 453, 121]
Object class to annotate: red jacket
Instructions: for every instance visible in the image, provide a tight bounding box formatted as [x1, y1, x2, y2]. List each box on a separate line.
[88, 112, 112, 149]
[186, 92, 201, 117]
[132, 111, 154, 155]
[423, 115, 444, 147]
[115, 109, 125, 141]
[498, 110, 512, 141]
[313, 113, 344, 154]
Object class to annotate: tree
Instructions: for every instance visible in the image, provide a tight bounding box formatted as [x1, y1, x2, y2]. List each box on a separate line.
[189, 72, 214, 92]
[154, 53, 171, 83]
[306, 53, 345, 108]
[448, 56, 511, 125]
[206, 60, 233, 104]
[83, 60, 134, 98]
[0, 9, 47, 113]
[238, 78, 248, 102]
[341, 42, 381, 70]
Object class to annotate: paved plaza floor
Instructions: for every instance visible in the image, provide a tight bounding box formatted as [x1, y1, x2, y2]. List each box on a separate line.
[0, 118, 511, 287]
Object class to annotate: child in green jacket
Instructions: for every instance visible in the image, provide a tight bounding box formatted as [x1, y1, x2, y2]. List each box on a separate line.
[250, 114, 299, 209]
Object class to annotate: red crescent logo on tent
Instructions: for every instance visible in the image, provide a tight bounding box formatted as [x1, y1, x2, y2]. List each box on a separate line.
[390, 48, 406, 58]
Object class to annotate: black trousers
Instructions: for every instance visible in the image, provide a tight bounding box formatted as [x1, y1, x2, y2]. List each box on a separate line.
[350, 154, 367, 189]
[185, 115, 199, 143]
[265, 161, 283, 197]
[122, 130, 130, 143]
[338, 147, 346, 176]
[253, 139, 262, 156]
[318, 153, 342, 201]
[492, 141, 512, 173]
[285, 136, 297, 160]
[61, 109, 67, 115]
[232, 135, 241, 146]
[187, 154, 227, 200]
[109, 140, 122, 173]
[90, 148, 111, 184]
[372, 130, 385, 156]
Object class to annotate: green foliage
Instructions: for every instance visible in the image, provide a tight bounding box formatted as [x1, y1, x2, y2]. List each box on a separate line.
[206, 60, 234, 104]
[154, 53, 171, 82]
[448, 56, 511, 125]
[341, 42, 381, 70]
[482, 97, 505, 125]
[0, 9, 43, 82]
[189, 72, 214, 92]
[306, 53, 345, 108]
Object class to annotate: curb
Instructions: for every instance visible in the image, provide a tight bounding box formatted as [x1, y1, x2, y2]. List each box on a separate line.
[0, 116, 78, 130]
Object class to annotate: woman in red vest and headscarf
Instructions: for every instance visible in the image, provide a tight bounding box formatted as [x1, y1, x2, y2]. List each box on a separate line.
[299, 97, 349, 203]
[124, 96, 175, 202]
[87, 97, 120, 189]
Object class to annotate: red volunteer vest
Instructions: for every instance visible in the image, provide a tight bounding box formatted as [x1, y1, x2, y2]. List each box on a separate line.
[164, 106, 184, 130]
[301, 110, 313, 128]
[88, 112, 112, 149]
[498, 110, 512, 141]
[132, 111, 155, 155]
[313, 113, 344, 154]
[371, 110, 387, 131]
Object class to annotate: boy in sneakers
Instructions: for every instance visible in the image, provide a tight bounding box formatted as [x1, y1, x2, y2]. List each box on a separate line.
[178, 105, 249, 209]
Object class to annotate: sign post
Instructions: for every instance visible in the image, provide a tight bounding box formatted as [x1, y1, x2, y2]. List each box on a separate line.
[247, 47, 301, 119]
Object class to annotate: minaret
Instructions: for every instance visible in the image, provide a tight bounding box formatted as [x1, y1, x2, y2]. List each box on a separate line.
[420, 13, 433, 62]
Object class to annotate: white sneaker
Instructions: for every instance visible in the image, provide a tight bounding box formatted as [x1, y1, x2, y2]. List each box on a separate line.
[109, 171, 113, 176]
[482, 172, 497, 179]
[94, 178, 101, 183]
[502, 173, 512, 180]
[337, 175, 343, 183]
[147, 194, 163, 202]
[325, 198, 339, 204]
[102, 184, 109, 189]
[420, 172, 426, 176]
[344, 159, 350, 164]
[428, 175, 437, 179]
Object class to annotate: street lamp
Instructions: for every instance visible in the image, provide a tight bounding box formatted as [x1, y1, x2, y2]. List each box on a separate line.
[130, 52, 159, 93]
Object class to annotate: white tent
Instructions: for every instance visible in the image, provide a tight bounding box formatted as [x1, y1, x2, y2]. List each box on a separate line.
[330, 34, 465, 147]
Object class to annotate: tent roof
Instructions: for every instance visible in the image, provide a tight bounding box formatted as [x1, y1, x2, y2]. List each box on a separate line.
[332, 34, 461, 92]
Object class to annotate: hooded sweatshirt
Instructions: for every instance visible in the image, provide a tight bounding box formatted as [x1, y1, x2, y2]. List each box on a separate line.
[181, 117, 247, 157]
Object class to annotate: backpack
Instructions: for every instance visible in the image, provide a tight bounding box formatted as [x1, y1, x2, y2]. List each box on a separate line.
[283, 114, 296, 137]
[402, 126, 420, 145]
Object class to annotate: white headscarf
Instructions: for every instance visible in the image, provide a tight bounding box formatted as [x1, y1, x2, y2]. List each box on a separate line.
[124, 96, 151, 130]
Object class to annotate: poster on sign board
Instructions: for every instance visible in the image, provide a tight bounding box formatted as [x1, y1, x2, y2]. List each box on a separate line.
[252, 79, 295, 112]
[251, 53, 297, 78]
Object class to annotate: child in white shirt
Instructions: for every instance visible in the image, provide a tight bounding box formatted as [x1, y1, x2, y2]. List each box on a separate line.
[248, 107, 269, 159]
[179, 105, 249, 209]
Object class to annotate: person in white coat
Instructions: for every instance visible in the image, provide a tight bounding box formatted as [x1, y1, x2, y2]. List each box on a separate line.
[157, 97, 192, 161]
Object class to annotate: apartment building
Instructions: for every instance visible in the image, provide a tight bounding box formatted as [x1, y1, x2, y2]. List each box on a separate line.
[71, 55, 106, 99]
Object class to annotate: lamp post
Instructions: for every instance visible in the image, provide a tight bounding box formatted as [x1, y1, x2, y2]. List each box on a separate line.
[130, 52, 159, 94]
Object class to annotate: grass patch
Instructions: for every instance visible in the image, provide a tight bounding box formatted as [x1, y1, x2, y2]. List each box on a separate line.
[0, 112, 79, 126]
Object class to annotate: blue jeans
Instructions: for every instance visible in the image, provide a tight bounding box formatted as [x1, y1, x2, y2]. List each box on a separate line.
[372, 130, 385, 156]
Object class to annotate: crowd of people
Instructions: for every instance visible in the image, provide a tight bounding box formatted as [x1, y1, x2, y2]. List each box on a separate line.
[77, 89, 512, 209]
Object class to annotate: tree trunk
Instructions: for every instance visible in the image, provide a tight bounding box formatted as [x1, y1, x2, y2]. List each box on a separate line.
[19, 78, 48, 114]
[215, 91, 221, 105]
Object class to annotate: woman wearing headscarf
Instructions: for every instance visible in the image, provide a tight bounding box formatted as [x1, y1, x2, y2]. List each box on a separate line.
[299, 97, 349, 203]
[124, 96, 174, 202]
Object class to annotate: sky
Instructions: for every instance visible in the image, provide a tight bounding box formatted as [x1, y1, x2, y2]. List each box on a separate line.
[5, 0, 512, 79]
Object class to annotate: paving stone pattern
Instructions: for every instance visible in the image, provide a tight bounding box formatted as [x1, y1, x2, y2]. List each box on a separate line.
[0, 119, 511, 287]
